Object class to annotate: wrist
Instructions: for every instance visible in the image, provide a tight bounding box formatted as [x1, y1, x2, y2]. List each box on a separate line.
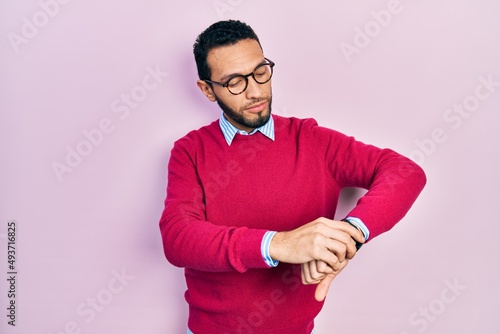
[269, 231, 286, 262]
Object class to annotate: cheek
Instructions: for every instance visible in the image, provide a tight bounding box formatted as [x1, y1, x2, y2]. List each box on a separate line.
[266, 81, 273, 95]
[218, 92, 238, 110]
[233, 96, 248, 112]
[259, 82, 272, 99]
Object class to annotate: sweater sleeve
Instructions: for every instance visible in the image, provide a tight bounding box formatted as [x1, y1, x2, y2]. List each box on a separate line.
[159, 136, 270, 273]
[308, 120, 427, 240]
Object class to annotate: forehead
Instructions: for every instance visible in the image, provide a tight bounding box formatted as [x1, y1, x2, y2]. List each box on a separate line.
[207, 39, 264, 80]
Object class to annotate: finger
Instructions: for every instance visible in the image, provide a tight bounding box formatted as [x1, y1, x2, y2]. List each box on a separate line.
[316, 248, 341, 271]
[301, 263, 310, 284]
[303, 260, 334, 285]
[323, 237, 351, 263]
[339, 220, 365, 244]
[309, 260, 327, 281]
[344, 238, 358, 260]
[328, 230, 359, 260]
[316, 260, 334, 274]
[315, 273, 335, 302]
[301, 261, 320, 285]
[316, 227, 358, 260]
[308, 261, 328, 283]
[341, 222, 365, 258]
[314, 259, 350, 302]
[304, 218, 360, 262]
[316, 218, 365, 244]
[335, 258, 349, 274]
[301, 262, 320, 285]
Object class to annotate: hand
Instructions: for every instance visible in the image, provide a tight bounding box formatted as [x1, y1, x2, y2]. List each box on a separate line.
[301, 260, 350, 301]
[301, 260, 334, 285]
[269, 217, 364, 271]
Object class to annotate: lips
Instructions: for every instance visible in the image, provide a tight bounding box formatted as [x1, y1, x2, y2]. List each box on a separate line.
[245, 101, 267, 113]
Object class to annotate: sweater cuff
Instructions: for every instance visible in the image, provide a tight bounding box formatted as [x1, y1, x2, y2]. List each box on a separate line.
[261, 231, 279, 267]
[235, 228, 274, 271]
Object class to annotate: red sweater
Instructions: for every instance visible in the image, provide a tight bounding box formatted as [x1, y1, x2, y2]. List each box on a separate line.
[159, 115, 426, 333]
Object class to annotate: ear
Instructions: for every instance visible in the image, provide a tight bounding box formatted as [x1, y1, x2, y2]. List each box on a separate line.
[197, 80, 217, 102]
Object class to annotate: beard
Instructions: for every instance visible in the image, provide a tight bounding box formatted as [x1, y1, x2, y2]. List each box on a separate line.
[214, 94, 273, 131]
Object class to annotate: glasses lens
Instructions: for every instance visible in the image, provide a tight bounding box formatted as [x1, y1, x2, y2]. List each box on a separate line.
[226, 62, 274, 95]
[253, 64, 273, 84]
[227, 76, 247, 95]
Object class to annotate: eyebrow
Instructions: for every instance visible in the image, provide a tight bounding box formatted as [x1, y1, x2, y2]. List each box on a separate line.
[219, 58, 267, 82]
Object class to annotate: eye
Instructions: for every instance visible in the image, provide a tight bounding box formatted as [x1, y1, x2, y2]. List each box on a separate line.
[255, 68, 266, 77]
[228, 77, 243, 88]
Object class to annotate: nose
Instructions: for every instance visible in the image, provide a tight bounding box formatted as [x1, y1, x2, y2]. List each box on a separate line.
[244, 76, 264, 99]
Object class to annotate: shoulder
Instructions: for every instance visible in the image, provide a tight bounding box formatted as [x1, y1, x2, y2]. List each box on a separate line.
[273, 114, 348, 140]
[173, 119, 222, 147]
[168, 119, 226, 164]
[272, 114, 318, 134]
[272, 114, 317, 127]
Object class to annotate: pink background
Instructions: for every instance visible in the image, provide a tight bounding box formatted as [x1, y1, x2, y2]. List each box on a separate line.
[1, 1, 499, 333]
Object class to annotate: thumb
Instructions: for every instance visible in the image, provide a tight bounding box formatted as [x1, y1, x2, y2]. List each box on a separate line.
[314, 273, 336, 302]
[314, 259, 350, 302]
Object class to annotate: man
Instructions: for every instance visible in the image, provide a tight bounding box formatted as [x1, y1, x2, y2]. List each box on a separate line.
[159, 20, 426, 334]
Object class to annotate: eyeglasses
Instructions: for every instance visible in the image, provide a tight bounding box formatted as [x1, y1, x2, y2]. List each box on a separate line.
[204, 58, 275, 95]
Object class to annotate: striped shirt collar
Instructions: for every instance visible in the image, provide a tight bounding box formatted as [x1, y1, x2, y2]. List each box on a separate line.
[219, 113, 275, 145]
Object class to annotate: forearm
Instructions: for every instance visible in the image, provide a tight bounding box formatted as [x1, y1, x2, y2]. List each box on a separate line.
[309, 121, 426, 240]
[160, 209, 270, 272]
[346, 150, 427, 239]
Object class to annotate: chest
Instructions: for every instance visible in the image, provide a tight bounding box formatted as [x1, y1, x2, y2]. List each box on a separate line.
[196, 136, 341, 230]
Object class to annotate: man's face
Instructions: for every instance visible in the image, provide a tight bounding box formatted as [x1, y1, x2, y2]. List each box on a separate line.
[197, 39, 273, 133]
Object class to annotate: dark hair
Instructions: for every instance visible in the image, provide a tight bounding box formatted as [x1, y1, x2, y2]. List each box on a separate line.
[193, 20, 261, 81]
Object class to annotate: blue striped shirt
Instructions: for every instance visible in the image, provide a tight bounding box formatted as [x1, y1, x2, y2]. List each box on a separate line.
[219, 112, 275, 145]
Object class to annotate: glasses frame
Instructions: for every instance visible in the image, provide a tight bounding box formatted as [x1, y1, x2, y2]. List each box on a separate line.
[204, 58, 275, 95]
